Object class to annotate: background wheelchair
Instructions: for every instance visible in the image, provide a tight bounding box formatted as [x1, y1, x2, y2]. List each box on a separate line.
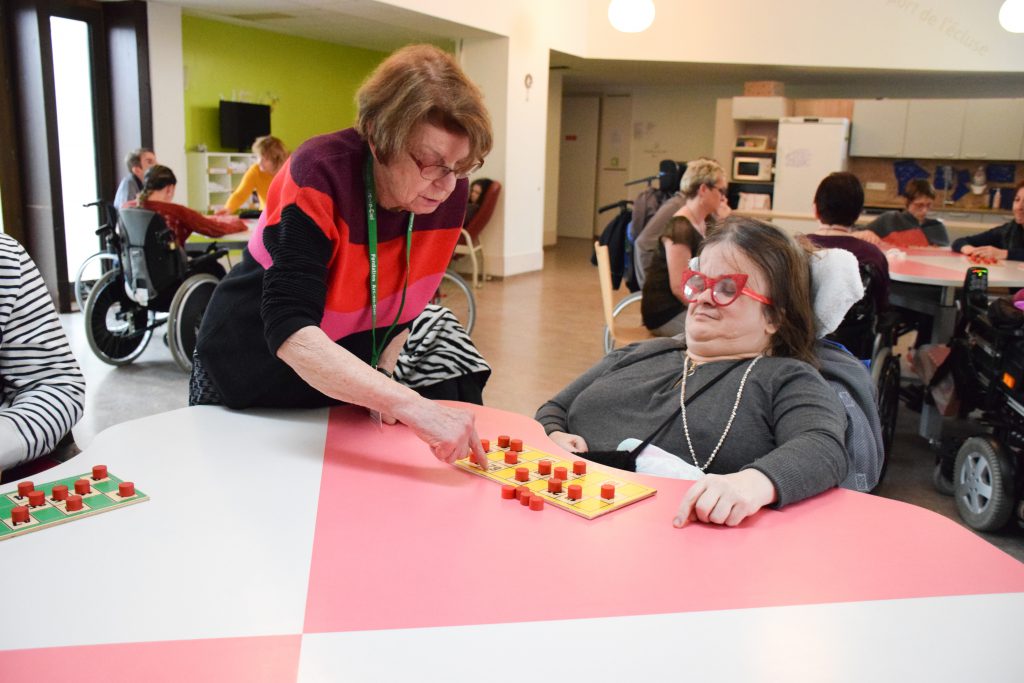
[84, 207, 226, 372]
[931, 267, 1024, 531]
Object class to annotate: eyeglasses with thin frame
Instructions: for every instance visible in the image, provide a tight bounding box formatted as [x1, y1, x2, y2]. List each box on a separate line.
[409, 152, 481, 181]
[681, 269, 773, 307]
[706, 183, 728, 196]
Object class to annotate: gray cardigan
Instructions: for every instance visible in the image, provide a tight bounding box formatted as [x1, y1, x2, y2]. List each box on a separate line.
[535, 338, 848, 507]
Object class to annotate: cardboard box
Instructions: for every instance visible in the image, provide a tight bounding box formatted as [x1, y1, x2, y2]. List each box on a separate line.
[743, 80, 785, 97]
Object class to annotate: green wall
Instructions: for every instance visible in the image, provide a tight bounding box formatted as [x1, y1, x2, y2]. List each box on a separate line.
[181, 15, 388, 153]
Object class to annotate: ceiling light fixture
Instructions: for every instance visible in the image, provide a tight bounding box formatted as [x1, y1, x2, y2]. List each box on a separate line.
[999, 0, 1024, 32]
[608, 0, 656, 34]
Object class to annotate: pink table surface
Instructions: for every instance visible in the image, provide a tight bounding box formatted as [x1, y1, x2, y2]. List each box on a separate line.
[304, 403, 1024, 633]
[888, 247, 1024, 287]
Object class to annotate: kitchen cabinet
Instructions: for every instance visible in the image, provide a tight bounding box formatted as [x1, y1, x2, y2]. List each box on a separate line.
[186, 151, 258, 214]
[902, 100, 966, 159]
[959, 99, 1024, 161]
[731, 96, 791, 121]
[850, 99, 908, 157]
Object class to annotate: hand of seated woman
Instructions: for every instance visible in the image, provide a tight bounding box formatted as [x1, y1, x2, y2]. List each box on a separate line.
[672, 469, 777, 528]
[548, 431, 588, 454]
[962, 244, 1007, 262]
[399, 399, 485, 466]
[851, 229, 881, 245]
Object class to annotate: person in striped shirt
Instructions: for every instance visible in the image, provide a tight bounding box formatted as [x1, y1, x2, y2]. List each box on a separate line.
[0, 234, 85, 474]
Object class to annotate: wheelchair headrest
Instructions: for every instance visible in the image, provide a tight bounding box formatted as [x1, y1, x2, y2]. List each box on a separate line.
[658, 160, 685, 194]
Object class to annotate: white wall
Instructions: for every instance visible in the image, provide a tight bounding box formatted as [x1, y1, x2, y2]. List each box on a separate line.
[148, 3, 187, 206]
[543, 70, 562, 246]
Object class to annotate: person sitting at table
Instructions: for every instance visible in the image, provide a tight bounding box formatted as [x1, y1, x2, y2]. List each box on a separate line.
[537, 217, 849, 528]
[215, 136, 289, 216]
[191, 44, 493, 468]
[808, 172, 889, 313]
[864, 179, 950, 247]
[641, 158, 729, 337]
[951, 180, 1024, 262]
[113, 147, 156, 209]
[0, 234, 85, 482]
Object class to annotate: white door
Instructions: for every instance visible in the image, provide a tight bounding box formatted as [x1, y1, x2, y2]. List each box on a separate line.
[557, 96, 599, 239]
[594, 94, 632, 237]
[774, 118, 850, 234]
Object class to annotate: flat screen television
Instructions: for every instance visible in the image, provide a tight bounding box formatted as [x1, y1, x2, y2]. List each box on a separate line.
[219, 100, 271, 152]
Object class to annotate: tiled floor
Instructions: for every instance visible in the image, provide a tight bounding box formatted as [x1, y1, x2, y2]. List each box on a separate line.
[61, 237, 1024, 562]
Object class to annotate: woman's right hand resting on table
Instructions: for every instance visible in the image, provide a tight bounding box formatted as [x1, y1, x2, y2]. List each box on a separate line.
[548, 431, 589, 454]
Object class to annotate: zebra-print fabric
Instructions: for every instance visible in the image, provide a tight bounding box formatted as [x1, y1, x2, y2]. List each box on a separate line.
[0, 234, 85, 469]
[394, 305, 490, 389]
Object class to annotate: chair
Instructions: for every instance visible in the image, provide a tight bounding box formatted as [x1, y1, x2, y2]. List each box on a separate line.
[594, 241, 655, 354]
[455, 180, 500, 288]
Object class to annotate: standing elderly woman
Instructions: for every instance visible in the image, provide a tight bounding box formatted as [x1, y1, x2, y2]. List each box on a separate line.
[641, 158, 728, 337]
[192, 45, 493, 465]
[215, 135, 289, 216]
[537, 218, 848, 527]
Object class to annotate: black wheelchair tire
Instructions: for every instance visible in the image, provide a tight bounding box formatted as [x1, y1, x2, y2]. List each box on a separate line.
[954, 436, 1015, 532]
[167, 273, 220, 372]
[84, 269, 153, 366]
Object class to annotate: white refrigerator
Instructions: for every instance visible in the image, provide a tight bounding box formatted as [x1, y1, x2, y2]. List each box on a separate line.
[772, 117, 850, 235]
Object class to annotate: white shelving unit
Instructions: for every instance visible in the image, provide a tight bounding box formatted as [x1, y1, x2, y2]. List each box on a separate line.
[186, 151, 258, 214]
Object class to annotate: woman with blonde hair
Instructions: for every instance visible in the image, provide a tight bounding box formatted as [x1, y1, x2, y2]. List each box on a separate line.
[193, 44, 494, 467]
[641, 158, 728, 336]
[216, 136, 289, 215]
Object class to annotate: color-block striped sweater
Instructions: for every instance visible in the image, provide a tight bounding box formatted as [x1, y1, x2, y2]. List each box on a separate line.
[195, 128, 468, 409]
[0, 234, 85, 469]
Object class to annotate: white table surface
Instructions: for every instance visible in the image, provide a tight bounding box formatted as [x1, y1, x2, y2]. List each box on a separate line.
[1, 405, 1022, 682]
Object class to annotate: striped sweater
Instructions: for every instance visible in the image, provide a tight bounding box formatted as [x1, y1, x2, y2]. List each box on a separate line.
[195, 128, 468, 408]
[0, 235, 85, 469]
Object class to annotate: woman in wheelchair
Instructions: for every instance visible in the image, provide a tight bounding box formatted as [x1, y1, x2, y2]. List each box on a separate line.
[126, 165, 247, 277]
[537, 218, 858, 528]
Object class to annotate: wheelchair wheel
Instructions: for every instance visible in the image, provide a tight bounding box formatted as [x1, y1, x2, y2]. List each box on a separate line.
[874, 350, 901, 483]
[953, 436, 1014, 531]
[432, 271, 476, 335]
[167, 273, 220, 372]
[604, 291, 644, 354]
[84, 269, 153, 365]
[74, 251, 118, 312]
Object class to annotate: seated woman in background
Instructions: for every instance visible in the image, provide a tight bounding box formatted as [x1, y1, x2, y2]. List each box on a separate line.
[537, 217, 849, 528]
[952, 180, 1024, 262]
[808, 171, 889, 312]
[464, 178, 492, 225]
[215, 136, 289, 216]
[127, 165, 247, 248]
[641, 158, 728, 337]
[864, 179, 950, 246]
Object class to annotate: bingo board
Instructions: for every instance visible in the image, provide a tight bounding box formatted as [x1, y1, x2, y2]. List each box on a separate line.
[454, 435, 655, 519]
[0, 466, 148, 541]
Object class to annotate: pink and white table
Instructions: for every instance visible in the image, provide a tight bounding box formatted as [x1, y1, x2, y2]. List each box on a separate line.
[2, 404, 1023, 681]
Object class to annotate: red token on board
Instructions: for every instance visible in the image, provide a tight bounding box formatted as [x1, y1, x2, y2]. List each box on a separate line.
[573, 461, 587, 476]
[27, 490, 45, 507]
[538, 460, 552, 476]
[66, 495, 84, 512]
[74, 479, 90, 495]
[568, 484, 583, 500]
[51, 485, 69, 502]
[548, 478, 563, 494]
[118, 482, 136, 498]
[497, 435, 510, 448]
[92, 465, 108, 480]
[601, 483, 615, 500]
[17, 481, 33, 498]
[11, 506, 29, 524]
[515, 467, 529, 482]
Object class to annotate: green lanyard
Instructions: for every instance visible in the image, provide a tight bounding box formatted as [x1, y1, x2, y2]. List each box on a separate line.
[364, 154, 414, 369]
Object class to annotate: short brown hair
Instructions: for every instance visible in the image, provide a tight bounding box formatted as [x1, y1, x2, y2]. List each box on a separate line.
[814, 172, 864, 227]
[356, 44, 492, 174]
[698, 216, 818, 366]
[679, 158, 724, 199]
[252, 136, 288, 168]
[903, 179, 935, 202]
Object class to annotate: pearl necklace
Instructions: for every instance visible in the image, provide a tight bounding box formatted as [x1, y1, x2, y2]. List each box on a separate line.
[680, 355, 762, 472]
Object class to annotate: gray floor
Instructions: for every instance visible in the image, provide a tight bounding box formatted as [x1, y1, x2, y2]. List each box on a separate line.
[59, 238, 1024, 564]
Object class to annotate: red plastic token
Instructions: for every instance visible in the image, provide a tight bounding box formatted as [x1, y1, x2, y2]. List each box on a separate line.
[548, 478, 563, 494]
[74, 479, 91, 495]
[17, 481, 33, 498]
[118, 482, 136, 498]
[501, 484, 517, 500]
[601, 483, 615, 500]
[519, 492, 533, 506]
[538, 460, 552, 476]
[573, 460, 587, 476]
[515, 486, 530, 500]
[51, 485, 69, 502]
[480, 439, 490, 452]
[515, 467, 530, 482]
[497, 435, 511, 448]
[92, 465, 108, 481]
[27, 490, 45, 507]
[529, 496, 544, 511]
[66, 495, 84, 512]
[11, 506, 29, 524]
[554, 466, 568, 481]
[510, 438, 523, 452]
[504, 451, 519, 465]
[568, 484, 583, 500]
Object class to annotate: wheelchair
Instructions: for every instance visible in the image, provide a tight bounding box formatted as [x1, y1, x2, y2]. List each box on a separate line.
[83, 207, 227, 372]
[825, 262, 902, 483]
[932, 267, 1024, 531]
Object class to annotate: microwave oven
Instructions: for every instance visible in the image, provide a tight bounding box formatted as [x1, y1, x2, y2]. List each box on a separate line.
[733, 156, 773, 182]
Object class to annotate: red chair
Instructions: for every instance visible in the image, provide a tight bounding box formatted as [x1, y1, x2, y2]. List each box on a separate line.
[455, 180, 500, 288]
